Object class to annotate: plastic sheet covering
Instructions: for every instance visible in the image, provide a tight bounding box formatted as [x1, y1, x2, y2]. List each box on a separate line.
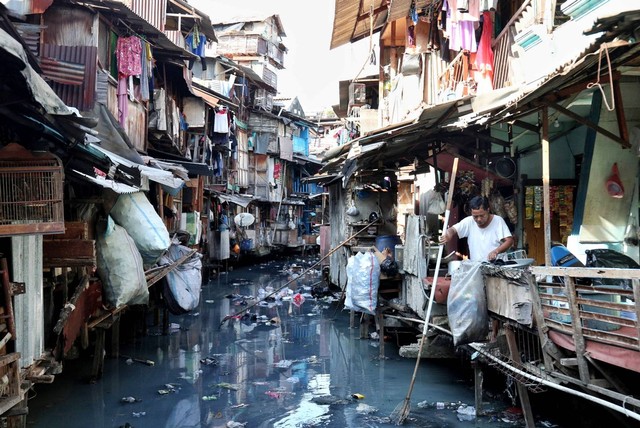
[447, 261, 489, 346]
[96, 216, 149, 307]
[160, 242, 202, 314]
[480, 263, 529, 286]
[345, 251, 381, 315]
[109, 191, 171, 267]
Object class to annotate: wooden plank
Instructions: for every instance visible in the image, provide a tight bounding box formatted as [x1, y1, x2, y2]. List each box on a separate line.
[43, 240, 95, 267]
[550, 102, 630, 148]
[564, 276, 590, 383]
[505, 327, 536, 427]
[531, 266, 640, 279]
[527, 273, 557, 371]
[633, 279, 640, 349]
[541, 107, 552, 266]
[43, 222, 88, 240]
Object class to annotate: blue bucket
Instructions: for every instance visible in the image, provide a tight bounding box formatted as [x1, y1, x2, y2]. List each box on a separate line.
[240, 239, 253, 251]
[375, 235, 402, 258]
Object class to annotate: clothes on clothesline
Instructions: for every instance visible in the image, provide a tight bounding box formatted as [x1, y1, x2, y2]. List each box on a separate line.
[116, 36, 142, 77]
[213, 109, 230, 133]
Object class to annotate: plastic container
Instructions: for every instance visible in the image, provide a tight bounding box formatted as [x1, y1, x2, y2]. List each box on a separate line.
[375, 235, 402, 259]
[394, 244, 404, 271]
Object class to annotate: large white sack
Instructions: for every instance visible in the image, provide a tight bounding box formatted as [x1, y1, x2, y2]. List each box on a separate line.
[109, 191, 170, 267]
[345, 251, 380, 315]
[160, 242, 202, 313]
[96, 216, 149, 307]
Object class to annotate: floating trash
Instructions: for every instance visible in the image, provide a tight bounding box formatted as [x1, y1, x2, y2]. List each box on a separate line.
[275, 360, 293, 369]
[356, 403, 377, 415]
[202, 395, 218, 401]
[285, 376, 300, 384]
[226, 421, 246, 428]
[200, 357, 218, 366]
[351, 393, 365, 400]
[231, 403, 249, 409]
[217, 382, 239, 391]
[120, 396, 140, 404]
[132, 411, 146, 417]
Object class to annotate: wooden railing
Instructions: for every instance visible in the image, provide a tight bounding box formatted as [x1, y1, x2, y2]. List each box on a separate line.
[530, 266, 640, 382]
[492, 0, 536, 89]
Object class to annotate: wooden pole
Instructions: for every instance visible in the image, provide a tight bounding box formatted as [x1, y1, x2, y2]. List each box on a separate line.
[542, 107, 552, 266]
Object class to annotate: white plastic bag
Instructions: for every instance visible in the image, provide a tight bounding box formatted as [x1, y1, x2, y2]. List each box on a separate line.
[96, 216, 149, 307]
[160, 242, 203, 314]
[109, 191, 170, 267]
[345, 251, 381, 315]
[447, 261, 489, 346]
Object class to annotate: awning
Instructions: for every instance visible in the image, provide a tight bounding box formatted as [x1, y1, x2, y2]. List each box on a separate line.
[159, 158, 214, 176]
[192, 85, 219, 108]
[91, 143, 185, 192]
[210, 191, 254, 208]
[70, 170, 140, 194]
[330, 0, 389, 50]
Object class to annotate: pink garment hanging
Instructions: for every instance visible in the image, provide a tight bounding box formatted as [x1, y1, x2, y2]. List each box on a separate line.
[117, 77, 128, 127]
[116, 36, 142, 77]
[473, 10, 494, 92]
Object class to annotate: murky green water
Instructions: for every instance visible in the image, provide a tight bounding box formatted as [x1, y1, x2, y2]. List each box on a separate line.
[27, 256, 530, 428]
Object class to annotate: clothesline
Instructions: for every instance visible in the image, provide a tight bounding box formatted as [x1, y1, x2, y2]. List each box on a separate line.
[117, 18, 157, 48]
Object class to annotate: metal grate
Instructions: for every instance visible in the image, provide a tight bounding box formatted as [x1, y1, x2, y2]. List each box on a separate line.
[0, 145, 64, 236]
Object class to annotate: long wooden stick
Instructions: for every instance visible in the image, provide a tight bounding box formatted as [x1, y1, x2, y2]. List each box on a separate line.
[219, 218, 379, 326]
[394, 157, 459, 424]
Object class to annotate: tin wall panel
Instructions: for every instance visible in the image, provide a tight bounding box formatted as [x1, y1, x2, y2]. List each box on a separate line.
[131, 0, 166, 32]
[42, 45, 97, 111]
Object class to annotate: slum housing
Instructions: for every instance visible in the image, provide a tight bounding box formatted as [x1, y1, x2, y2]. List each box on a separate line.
[317, 0, 640, 425]
[0, 0, 324, 425]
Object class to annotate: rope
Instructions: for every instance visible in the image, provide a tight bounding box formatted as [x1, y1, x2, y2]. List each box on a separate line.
[586, 42, 615, 112]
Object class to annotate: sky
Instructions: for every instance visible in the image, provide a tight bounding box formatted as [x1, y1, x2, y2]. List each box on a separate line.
[189, 0, 378, 113]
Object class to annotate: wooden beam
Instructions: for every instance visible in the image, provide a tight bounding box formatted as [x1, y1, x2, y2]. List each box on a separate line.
[612, 79, 629, 144]
[505, 327, 536, 427]
[531, 266, 640, 279]
[510, 120, 539, 134]
[527, 273, 558, 371]
[542, 108, 552, 266]
[549, 102, 630, 148]
[43, 240, 96, 267]
[633, 279, 640, 350]
[356, 5, 389, 22]
[460, 130, 510, 148]
[564, 276, 590, 384]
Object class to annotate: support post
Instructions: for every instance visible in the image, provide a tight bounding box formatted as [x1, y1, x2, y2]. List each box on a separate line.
[541, 107, 552, 266]
[473, 361, 484, 415]
[505, 327, 536, 428]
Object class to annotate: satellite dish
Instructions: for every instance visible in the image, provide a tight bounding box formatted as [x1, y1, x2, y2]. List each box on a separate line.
[234, 213, 255, 227]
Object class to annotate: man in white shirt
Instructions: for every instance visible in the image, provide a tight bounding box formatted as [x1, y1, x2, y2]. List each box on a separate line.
[439, 195, 513, 262]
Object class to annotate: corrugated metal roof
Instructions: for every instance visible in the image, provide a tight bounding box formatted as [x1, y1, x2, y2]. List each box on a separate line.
[42, 44, 97, 111]
[68, 0, 195, 58]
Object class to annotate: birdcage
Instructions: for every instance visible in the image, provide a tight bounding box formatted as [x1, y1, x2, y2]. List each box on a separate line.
[0, 143, 64, 236]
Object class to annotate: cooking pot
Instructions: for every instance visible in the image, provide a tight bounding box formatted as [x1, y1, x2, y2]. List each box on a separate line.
[448, 260, 462, 275]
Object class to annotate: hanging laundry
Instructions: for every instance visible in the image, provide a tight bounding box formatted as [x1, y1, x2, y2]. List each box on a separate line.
[473, 11, 494, 93]
[116, 36, 142, 77]
[213, 108, 229, 133]
[117, 77, 128, 127]
[185, 25, 207, 71]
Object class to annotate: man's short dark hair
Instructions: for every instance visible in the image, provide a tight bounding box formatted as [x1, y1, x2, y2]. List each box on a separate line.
[469, 195, 490, 211]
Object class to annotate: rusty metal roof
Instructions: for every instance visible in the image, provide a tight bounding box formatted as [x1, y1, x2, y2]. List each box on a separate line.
[330, 0, 431, 50]
[66, 0, 195, 58]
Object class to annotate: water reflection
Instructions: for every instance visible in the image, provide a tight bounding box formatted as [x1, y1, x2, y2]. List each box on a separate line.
[28, 258, 509, 428]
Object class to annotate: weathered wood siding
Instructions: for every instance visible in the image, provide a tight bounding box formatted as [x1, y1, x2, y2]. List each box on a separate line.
[11, 235, 44, 369]
[328, 183, 349, 289]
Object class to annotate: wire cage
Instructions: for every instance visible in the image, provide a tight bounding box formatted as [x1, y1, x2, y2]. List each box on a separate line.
[0, 143, 64, 236]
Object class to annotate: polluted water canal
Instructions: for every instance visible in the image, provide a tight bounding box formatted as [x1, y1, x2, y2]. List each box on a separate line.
[28, 256, 533, 428]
